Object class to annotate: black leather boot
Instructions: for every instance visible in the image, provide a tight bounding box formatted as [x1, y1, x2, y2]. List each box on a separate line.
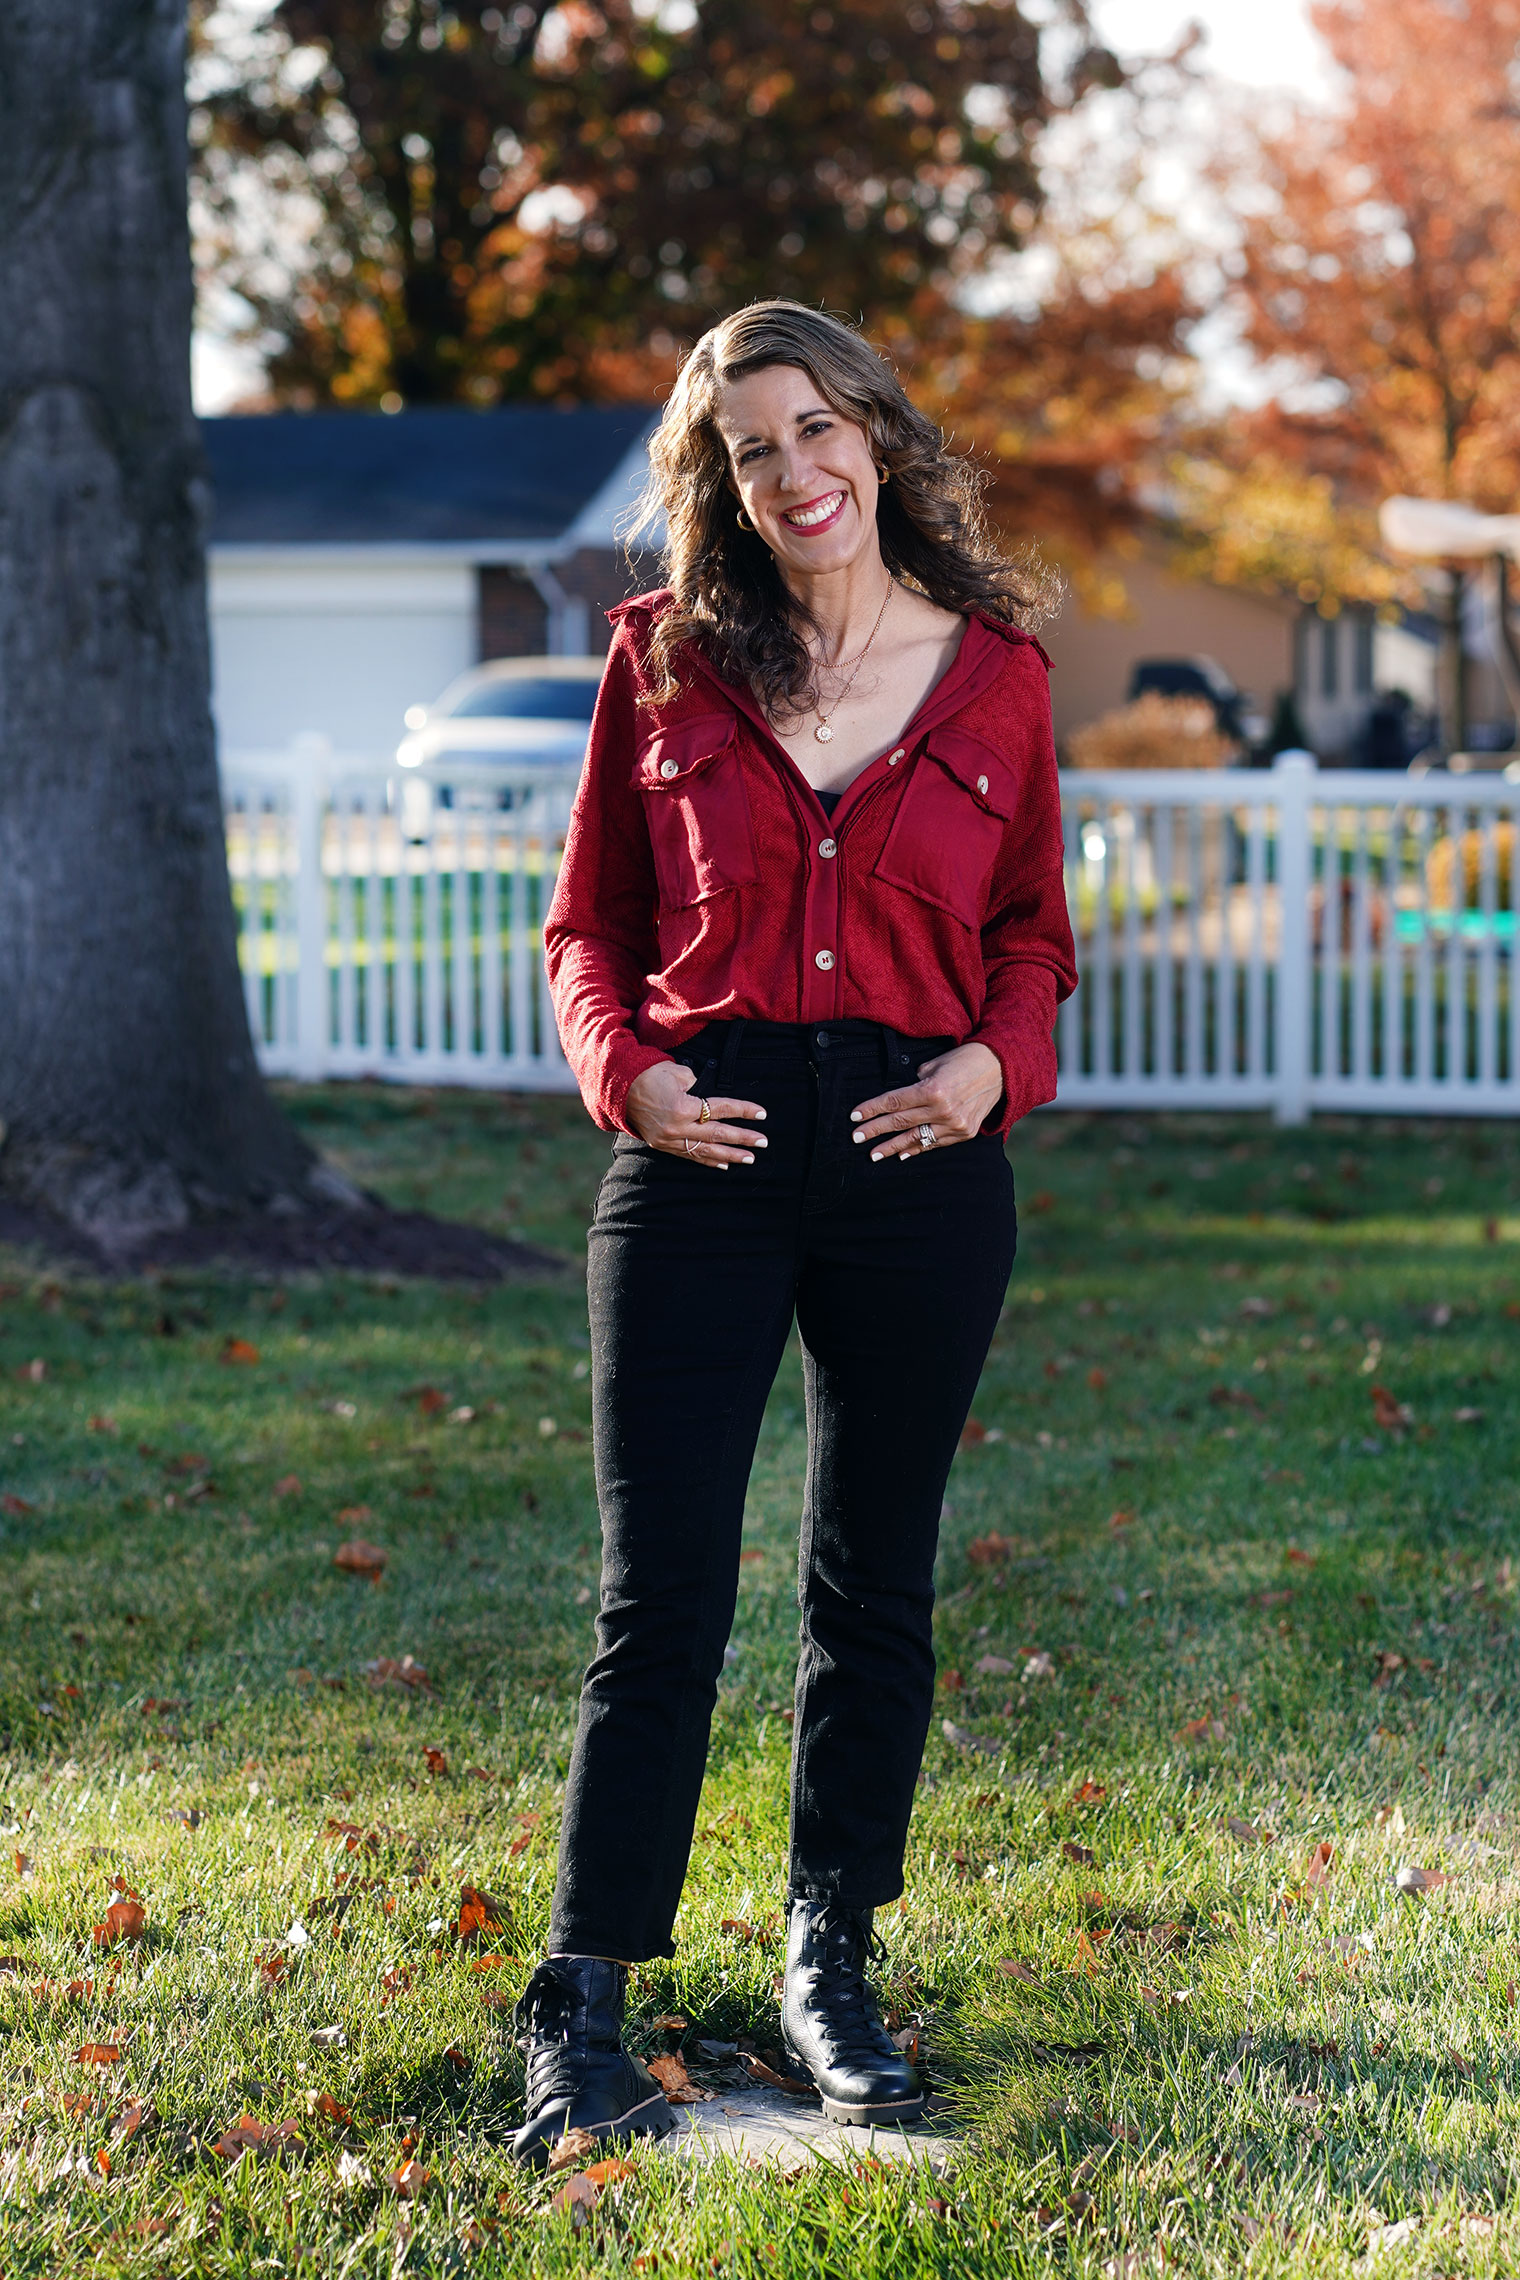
[781, 1900, 924, 2126]
[509, 1956, 675, 2168]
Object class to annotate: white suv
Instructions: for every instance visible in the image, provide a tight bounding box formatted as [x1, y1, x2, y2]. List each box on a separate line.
[397, 654, 606, 775]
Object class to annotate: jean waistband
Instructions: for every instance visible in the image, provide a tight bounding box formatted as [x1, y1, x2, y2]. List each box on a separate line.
[681, 1019, 953, 1094]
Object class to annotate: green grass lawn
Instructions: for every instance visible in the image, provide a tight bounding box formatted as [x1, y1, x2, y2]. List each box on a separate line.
[4, 1089, 1520, 2276]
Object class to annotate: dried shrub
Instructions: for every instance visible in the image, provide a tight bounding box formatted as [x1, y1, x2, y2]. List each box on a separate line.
[1066, 692, 1232, 771]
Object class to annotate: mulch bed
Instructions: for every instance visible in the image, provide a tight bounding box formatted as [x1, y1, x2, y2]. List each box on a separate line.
[0, 1199, 564, 1283]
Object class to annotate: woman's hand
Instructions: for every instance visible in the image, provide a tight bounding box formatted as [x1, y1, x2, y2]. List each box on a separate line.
[625, 1059, 768, 1170]
[849, 1041, 1003, 1160]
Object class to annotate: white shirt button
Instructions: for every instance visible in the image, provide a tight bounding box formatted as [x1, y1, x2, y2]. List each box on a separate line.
[888, 747, 904, 765]
[659, 757, 680, 779]
[814, 948, 836, 971]
[976, 773, 989, 796]
[819, 837, 837, 859]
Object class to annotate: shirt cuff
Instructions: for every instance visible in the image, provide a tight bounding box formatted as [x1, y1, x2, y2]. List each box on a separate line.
[598, 1035, 675, 1135]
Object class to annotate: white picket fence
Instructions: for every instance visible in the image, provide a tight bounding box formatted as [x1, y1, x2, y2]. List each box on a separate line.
[222, 751, 1520, 1122]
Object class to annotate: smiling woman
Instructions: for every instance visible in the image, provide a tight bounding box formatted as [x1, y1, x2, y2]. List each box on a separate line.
[521, 301, 1077, 2170]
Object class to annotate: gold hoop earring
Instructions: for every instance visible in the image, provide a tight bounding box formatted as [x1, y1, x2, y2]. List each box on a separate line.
[736, 507, 755, 532]
[876, 465, 890, 485]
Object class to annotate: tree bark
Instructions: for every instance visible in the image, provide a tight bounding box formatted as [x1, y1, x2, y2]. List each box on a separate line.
[0, 0, 345, 1248]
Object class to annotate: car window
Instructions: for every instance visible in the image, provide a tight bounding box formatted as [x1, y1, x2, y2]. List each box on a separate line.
[449, 678, 601, 721]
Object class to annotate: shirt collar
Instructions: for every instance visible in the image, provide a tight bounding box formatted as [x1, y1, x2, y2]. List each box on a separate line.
[685, 610, 1025, 749]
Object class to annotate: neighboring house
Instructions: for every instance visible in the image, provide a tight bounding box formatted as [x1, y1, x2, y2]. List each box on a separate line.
[1041, 537, 1449, 762]
[202, 407, 661, 757]
[1038, 545, 1297, 749]
[1293, 604, 1441, 760]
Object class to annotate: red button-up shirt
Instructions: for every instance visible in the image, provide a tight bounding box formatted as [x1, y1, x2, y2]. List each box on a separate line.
[544, 590, 1077, 1137]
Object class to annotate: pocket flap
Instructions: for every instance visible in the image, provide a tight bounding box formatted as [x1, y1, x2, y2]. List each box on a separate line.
[633, 712, 738, 791]
[922, 726, 1015, 819]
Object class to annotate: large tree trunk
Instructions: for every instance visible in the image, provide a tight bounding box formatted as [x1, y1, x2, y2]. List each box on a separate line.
[0, 0, 346, 1249]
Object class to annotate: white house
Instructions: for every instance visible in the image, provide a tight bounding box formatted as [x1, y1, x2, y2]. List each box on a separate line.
[202, 406, 660, 759]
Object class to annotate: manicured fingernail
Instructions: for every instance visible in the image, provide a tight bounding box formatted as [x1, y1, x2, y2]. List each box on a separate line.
[870, 1149, 882, 1162]
[852, 1130, 865, 1144]
[755, 1109, 766, 1121]
[849, 1110, 862, 1123]
[742, 1154, 754, 1163]
[753, 1136, 767, 1147]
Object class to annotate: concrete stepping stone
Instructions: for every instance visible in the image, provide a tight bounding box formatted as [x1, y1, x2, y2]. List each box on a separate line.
[663, 2080, 960, 2172]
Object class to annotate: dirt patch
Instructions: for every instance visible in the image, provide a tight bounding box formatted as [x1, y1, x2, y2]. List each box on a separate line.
[0, 1199, 565, 1283]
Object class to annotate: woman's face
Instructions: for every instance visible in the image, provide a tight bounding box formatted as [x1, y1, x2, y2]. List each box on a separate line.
[714, 363, 882, 581]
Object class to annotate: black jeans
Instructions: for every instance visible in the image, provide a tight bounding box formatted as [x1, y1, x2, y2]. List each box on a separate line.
[549, 1020, 1017, 1962]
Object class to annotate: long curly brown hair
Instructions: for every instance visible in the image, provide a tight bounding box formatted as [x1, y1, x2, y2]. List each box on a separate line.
[625, 301, 1054, 717]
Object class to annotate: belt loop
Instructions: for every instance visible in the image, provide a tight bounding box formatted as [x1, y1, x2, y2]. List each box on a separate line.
[717, 1019, 748, 1094]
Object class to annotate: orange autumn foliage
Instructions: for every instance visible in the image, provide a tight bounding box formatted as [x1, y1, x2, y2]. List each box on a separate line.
[1222, 0, 1520, 521]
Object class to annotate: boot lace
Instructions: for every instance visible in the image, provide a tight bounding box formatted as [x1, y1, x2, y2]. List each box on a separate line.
[808, 1907, 896, 2056]
[514, 1962, 589, 2106]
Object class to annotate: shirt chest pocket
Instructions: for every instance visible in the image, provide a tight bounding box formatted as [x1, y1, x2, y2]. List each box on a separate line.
[632, 714, 760, 913]
[873, 727, 1014, 929]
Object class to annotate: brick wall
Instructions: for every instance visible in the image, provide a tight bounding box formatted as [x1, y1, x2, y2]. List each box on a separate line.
[476, 549, 664, 662]
[477, 569, 548, 661]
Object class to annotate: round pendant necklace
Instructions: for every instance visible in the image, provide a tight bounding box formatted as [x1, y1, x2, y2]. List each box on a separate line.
[812, 576, 894, 743]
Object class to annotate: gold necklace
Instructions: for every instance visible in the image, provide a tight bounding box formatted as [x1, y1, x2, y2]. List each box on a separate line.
[811, 577, 894, 744]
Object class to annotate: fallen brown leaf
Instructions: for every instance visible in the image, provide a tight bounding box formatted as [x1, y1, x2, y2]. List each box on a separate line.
[423, 1746, 449, 1777]
[545, 2128, 601, 2175]
[308, 2092, 354, 2125]
[1395, 1864, 1450, 1897]
[959, 1417, 988, 1447]
[1370, 1384, 1413, 1432]
[221, 1338, 260, 1365]
[212, 2114, 304, 2159]
[392, 2158, 429, 2198]
[1071, 1778, 1108, 1806]
[584, 2157, 638, 2185]
[549, 2172, 599, 2227]
[974, 1653, 1016, 1676]
[93, 1891, 146, 1947]
[1109, 1508, 1136, 1531]
[273, 1474, 302, 1497]
[647, 2051, 713, 2104]
[75, 2044, 121, 2065]
[363, 1655, 432, 1692]
[1075, 1929, 1106, 1975]
[1227, 1817, 1274, 1845]
[1063, 1840, 1097, 1866]
[334, 1538, 386, 1583]
[1087, 1367, 1108, 1392]
[1, 1492, 34, 1516]
[1303, 1841, 1334, 1899]
[997, 1957, 1040, 1985]
[740, 2053, 814, 2097]
[650, 2014, 689, 2032]
[456, 1884, 508, 1942]
[967, 1531, 1014, 1567]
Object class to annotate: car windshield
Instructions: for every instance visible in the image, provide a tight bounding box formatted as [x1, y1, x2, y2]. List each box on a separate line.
[448, 678, 601, 721]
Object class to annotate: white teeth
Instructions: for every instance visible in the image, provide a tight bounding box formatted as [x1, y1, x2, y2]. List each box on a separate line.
[783, 492, 844, 529]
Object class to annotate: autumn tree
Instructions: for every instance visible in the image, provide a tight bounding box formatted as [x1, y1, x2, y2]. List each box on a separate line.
[1216, 0, 1520, 737]
[191, 0, 1123, 406]
[0, 0, 343, 1244]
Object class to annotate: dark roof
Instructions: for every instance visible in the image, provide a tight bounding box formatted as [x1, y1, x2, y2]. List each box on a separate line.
[200, 406, 655, 547]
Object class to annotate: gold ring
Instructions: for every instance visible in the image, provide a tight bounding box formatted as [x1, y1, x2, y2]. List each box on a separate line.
[685, 1137, 702, 1159]
[697, 1098, 712, 1124]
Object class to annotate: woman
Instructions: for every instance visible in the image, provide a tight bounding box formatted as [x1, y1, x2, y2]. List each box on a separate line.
[514, 301, 1076, 2166]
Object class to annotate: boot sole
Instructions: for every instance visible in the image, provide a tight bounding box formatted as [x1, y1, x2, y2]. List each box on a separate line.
[782, 2043, 925, 2129]
[820, 2092, 926, 2127]
[513, 2091, 676, 2171]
